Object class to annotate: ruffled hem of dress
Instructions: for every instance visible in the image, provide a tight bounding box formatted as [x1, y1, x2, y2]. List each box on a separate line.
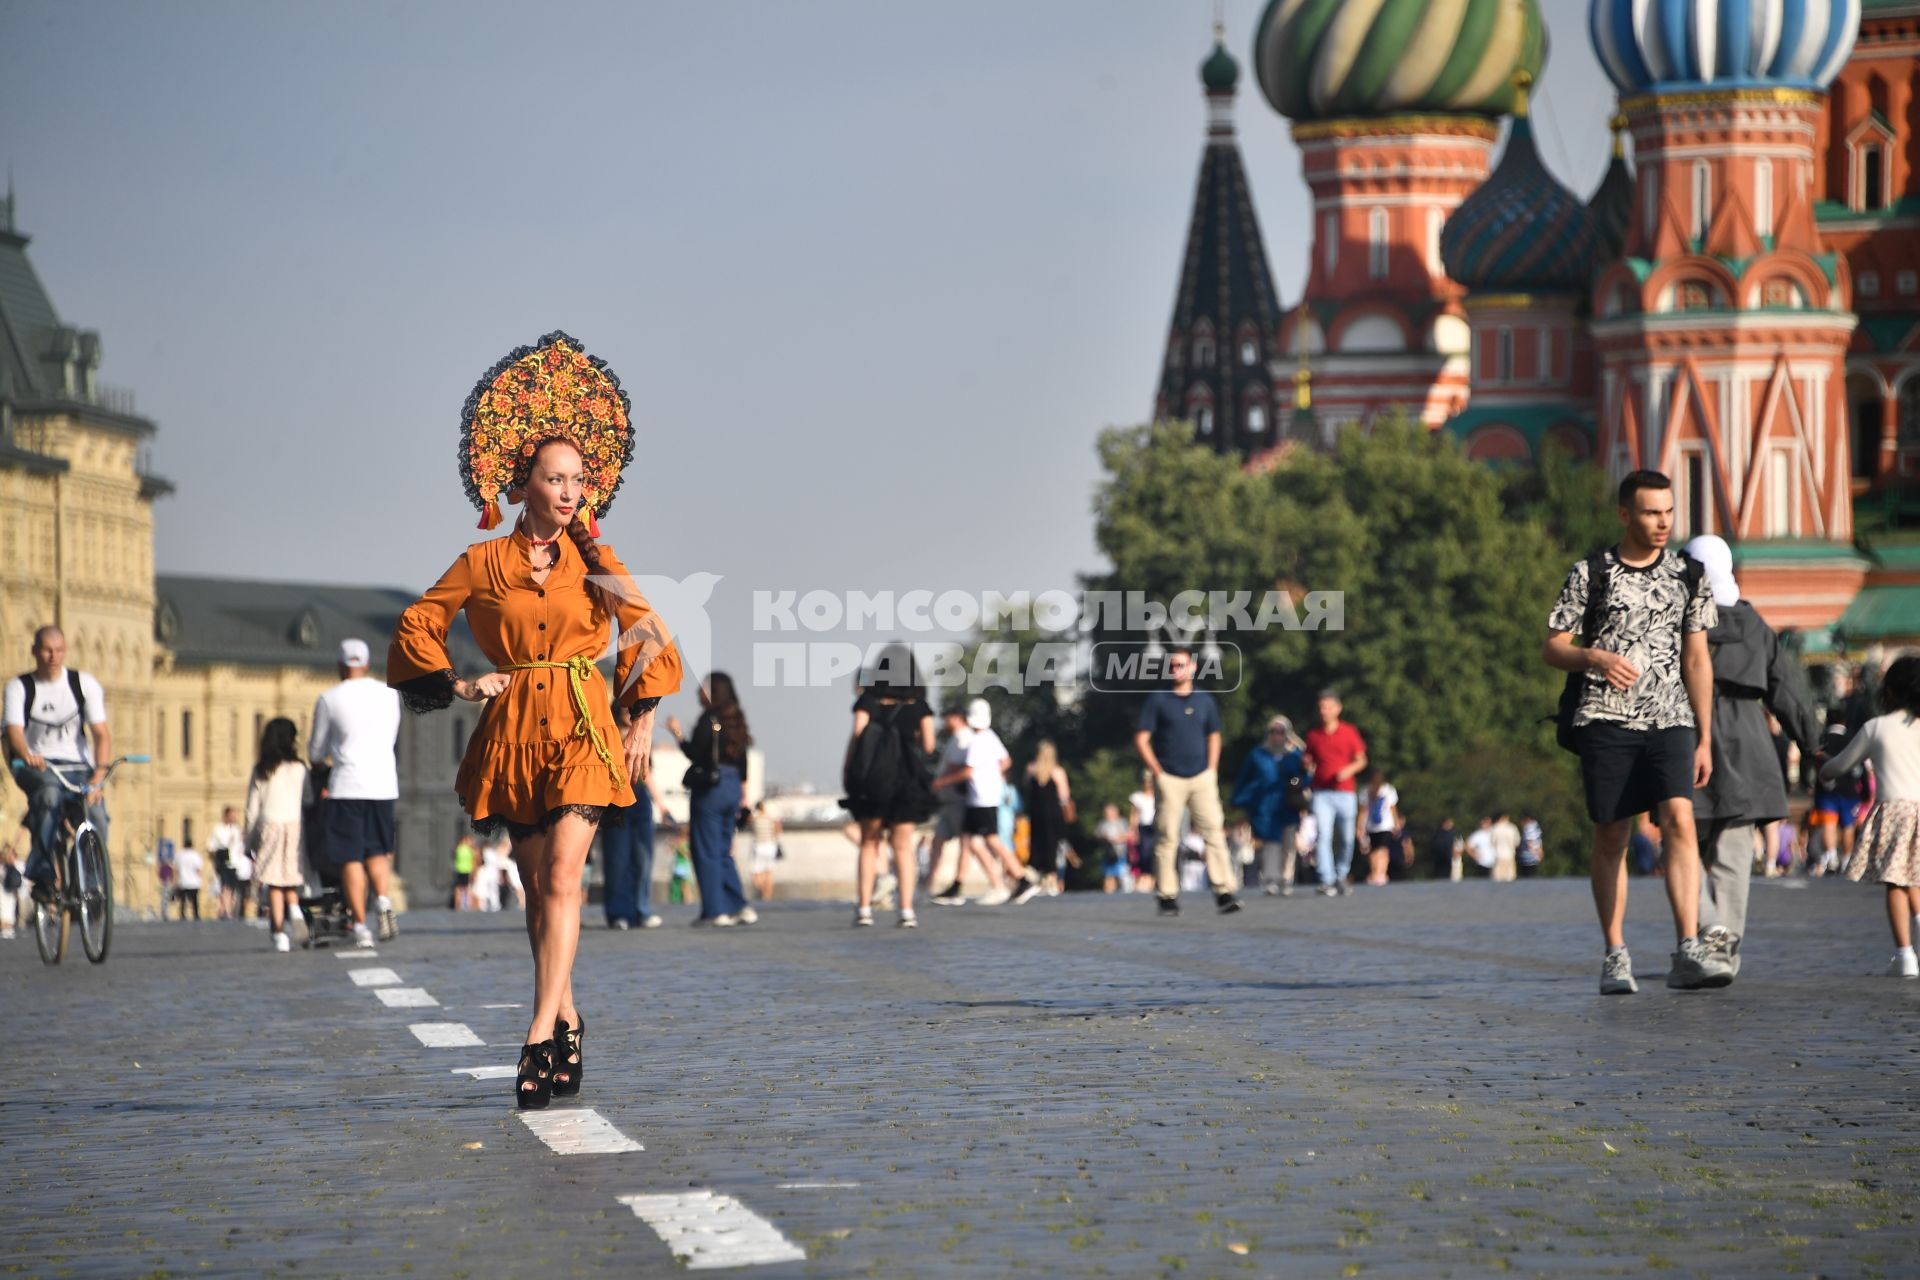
[457, 742, 636, 826]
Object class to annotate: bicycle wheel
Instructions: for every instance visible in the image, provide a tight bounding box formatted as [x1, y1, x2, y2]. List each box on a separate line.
[76, 827, 111, 963]
[33, 889, 67, 964]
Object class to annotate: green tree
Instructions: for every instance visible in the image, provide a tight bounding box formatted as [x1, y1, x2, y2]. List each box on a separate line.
[1075, 412, 1602, 869]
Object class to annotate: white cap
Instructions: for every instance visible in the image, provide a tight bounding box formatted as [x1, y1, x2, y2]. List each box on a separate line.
[338, 638, 370, 667]
[1683, 535, 1740, 608]
[965, 697, 992, 730]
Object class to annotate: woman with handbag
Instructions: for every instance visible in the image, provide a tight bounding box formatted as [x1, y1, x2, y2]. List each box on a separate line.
[387, 331, 683, 1110]
[667, 672, 752, 927]
[1230, 716, 1310, 895]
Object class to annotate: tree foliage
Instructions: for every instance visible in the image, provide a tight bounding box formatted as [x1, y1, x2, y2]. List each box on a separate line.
[986, 414, 1621, 870]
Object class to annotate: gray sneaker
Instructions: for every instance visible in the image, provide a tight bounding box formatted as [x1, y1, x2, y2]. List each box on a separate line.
[1600, 948, 1638, 995]
[1667, 936, 1734, 989]
[1701, 925, 1740, 980]
[377, 906, 398, 942]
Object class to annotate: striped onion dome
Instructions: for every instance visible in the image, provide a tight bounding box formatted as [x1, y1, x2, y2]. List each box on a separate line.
[1440, 83, 1601, 292]
[1255, 0, 1547, 122]
[1589, 0, 1860, 95]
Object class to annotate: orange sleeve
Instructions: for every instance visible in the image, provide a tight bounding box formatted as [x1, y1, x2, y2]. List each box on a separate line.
[388, 550, 473, 713]
[594, 544, 683, 708]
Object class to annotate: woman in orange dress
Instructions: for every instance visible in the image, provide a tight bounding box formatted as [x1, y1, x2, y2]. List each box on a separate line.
[388, 332, 682, 1109]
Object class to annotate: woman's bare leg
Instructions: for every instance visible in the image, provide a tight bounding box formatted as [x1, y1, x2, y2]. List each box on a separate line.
[891, 822, 918, 913]
[1888, 885, 1914, 949]
[520, 814, 594, 1046]
[856, 818, 883, 909]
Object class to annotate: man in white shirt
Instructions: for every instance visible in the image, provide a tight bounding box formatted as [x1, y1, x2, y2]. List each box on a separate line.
[4, 627, 111, 897]
[930, 699, 1040, 905]
[311, 639, 402, 946]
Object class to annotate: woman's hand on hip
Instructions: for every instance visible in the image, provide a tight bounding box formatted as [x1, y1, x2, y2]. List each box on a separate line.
[454, 672, 512, 701]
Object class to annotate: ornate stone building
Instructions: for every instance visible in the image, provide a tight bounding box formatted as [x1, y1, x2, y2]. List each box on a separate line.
[1157, 0, 1919, 646]
[0, 191, 490, 913]
[0, 187, 168, 906]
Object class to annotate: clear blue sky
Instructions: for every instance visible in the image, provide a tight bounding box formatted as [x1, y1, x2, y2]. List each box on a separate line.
[1, 0, 1615, 789]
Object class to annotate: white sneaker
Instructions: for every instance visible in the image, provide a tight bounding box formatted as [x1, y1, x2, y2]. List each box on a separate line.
[737, 907, 759, 925]
[1888, 951, 1919, 979]
[273, 931, 291, 953]
[352, 922, 376, 948]
[853, 906, 874, 927]
[1, 927, 14, 940]
[691, 914, 738, 927]
[976, 886, 1012, 906]
[641, 914, 662, 929]
[898, 910, 918, 929]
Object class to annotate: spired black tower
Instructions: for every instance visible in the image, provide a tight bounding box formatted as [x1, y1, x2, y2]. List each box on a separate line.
[1152, 24, 1287, 459]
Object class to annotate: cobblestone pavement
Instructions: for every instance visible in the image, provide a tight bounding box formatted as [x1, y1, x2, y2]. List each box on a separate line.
[4, 877, 1918, 1278]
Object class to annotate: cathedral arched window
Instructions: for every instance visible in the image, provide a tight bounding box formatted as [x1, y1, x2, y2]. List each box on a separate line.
[1247, 404, 1267, 433]
[1679, 282, 1712, 312]
[1240, 339, 1258, 366]
[1754, 158, 1773, 238]
[1197, 405, 1214, 434]
[1900, 379, 1920, 448]
[1691, 161, 1712, 243]
[1368, 208, 1389, 280]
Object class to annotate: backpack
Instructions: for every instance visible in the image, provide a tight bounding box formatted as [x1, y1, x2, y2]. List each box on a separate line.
[1552, 550, 1704, 753]
[843, 701, 918, 809]
[13, 670, 89, 760]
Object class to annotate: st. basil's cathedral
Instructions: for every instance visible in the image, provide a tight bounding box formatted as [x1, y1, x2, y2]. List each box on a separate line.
[1156, 0, 1920, 650]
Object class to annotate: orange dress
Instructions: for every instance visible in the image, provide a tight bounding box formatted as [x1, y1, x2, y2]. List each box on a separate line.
[387, 528, 683, 827]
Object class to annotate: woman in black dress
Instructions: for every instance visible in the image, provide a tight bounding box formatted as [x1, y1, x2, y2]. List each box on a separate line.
[1022, 739, 1076, 895]
[841, 648, 937, 927]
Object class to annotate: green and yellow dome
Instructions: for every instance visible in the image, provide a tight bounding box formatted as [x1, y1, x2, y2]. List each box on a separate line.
[1254, 0, 1547, 123]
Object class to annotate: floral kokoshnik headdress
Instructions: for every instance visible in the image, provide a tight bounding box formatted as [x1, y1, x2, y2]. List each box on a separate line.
[460, 330, 634, 535]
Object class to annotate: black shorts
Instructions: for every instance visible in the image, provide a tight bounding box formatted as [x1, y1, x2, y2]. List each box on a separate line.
[1367, 830, 1397, 852]
[453, 871, 472, 888]
[962, 806, 999, 837]
[321, 798, 396, 865]
[1577, 723, 1696, 824]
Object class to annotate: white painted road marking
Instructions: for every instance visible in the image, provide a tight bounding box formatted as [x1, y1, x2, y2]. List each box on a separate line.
[778, 1181, 860, 1190]
[375, 987, 438, 1008]
[618, 1192, 805, 1270]
[336, 951, 379, 960]
[409, 1022, 484, 1048]
[451, 1064, 516, 1079]
[480, 1003, 523, 1009]
[518, 1108, 644, 1155]
[347, 967, 401, 987]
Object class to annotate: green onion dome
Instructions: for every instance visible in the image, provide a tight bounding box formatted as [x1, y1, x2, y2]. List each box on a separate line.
[1254, 0, 1547, 122]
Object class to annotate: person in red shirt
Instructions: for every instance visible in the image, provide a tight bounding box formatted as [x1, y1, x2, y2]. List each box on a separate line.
[1303, 690, 1367, 895]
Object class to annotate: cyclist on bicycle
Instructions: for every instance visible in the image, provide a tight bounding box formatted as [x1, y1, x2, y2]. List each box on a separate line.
[5, 626, 111, 900]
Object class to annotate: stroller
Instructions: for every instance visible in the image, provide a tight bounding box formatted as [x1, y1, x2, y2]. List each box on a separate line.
[294, 765, 358, 950]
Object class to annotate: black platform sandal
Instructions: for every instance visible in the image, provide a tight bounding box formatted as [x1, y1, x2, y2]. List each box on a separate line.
[515, 1040, 555, 1110]
[552, 1016, 584, 1097]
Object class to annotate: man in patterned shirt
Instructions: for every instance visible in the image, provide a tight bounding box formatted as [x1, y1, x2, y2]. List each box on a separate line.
[1543, 470, 1730, 994]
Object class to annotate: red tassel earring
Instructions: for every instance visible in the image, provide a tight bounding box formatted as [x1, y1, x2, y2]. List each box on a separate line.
[583, 504, 601, 539]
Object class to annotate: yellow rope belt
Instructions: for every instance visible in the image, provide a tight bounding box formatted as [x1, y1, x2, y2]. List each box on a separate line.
[498, 655, 626, 790]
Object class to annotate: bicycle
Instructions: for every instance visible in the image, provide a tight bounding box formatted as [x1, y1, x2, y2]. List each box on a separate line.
[21, 754, 148, 965]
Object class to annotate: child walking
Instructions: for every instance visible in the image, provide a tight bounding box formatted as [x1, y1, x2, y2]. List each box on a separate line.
[246, 717, 312, 953]
[1819, 655, 1920, 978]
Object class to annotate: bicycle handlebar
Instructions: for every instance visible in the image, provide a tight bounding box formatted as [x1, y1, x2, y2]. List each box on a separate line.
[9, 754, 148, 792]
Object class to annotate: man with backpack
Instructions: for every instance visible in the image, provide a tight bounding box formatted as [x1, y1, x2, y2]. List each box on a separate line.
[5, 627, 111, 900]
[1544, 470, 1727, 994]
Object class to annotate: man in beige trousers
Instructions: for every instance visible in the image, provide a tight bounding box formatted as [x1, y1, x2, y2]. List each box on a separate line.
[1135, 647, 1240, 918]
